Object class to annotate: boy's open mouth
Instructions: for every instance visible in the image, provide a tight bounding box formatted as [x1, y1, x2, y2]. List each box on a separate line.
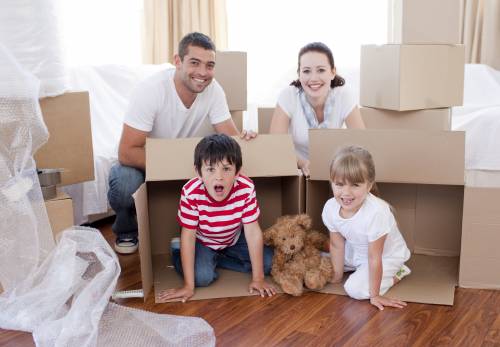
[214, 184, 224, 193]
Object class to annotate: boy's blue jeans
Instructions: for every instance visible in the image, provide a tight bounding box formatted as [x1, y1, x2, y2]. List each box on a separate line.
[107, 163, 145, 240]
[172, 232, 274, 287]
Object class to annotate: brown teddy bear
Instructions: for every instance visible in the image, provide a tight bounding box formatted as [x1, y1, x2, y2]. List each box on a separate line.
[263, 214, 333, 296]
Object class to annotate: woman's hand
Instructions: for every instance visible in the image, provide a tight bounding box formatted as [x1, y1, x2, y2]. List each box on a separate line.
[297, 158, 310, 177]
[369, 295, 407, 311]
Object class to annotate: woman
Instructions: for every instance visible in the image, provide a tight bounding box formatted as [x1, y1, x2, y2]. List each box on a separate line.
[269, 42, 365, 176]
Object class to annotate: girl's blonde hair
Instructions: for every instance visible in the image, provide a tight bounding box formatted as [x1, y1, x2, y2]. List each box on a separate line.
[329, 145, 380, 196]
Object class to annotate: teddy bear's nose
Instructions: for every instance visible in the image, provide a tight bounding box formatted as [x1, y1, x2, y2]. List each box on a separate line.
[290, 245, 295, 250]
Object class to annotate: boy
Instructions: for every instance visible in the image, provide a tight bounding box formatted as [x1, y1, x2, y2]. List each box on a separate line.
[159, 134, 275, 302]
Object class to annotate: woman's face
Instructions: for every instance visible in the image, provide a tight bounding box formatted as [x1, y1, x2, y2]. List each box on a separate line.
[298, 51, 336, 100]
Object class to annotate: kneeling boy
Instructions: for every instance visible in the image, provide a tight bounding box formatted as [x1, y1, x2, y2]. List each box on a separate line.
[159, 134, 275, 302]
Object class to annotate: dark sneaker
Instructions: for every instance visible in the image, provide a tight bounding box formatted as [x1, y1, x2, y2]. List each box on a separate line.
[170, 237, 180, 255]
[114, 237, 138, 254]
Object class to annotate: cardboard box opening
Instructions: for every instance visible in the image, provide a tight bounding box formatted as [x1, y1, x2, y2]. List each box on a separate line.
[307, 128, 465, 305]
[135, 135, 304, 303]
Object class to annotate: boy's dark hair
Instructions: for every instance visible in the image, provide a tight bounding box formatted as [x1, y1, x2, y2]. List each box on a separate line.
[178, 32, 216, 61]
[194, 134, 242, 174]
[290, 41, 345, 89]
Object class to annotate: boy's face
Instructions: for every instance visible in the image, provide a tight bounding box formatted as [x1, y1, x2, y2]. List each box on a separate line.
[199, 159, 238, 201]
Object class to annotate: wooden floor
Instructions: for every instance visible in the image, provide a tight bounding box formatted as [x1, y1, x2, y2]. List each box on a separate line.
[2, 218, 500, 347]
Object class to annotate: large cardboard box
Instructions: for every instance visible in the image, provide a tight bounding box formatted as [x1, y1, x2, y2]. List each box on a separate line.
[216, 51, 247, 111]
[258, 107, 274, 134]
[45, 190, 74, 240]
[459, 186, 500, 289]
[135, 135, 305, 302]
[35, 92, 94, 186]
[360, 44, 465, 111]
[307, 129, 465, 305]
[388, 0, 463, 44]
[361, 107, 451, 130]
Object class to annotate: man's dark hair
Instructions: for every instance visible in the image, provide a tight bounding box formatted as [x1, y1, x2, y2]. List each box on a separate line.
[194, 134, 242, 174]
[178, 32, 216, 60]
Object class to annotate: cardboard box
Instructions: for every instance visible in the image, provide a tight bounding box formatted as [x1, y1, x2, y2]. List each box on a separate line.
[135, 134, 305, 302]
[306, 128, 465, 305]
[388, 0, 463, 44]
[216, 51, 247, 111]
[360, 44, 465, 111]
[258, 107, 274, 134]
[35, 92, 95, 185]
[45, 189, 74, 240]
[190, 110, 244, 137]
[459, 187, 500, 289]
[361, 107, 451, 130]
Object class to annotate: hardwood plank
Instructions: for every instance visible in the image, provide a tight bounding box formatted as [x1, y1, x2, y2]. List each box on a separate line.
[1, 219, 500, 346]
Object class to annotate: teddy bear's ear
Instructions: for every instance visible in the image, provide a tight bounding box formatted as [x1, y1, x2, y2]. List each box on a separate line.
[296, 214, 312, 230]
[263, 226, 276, 246]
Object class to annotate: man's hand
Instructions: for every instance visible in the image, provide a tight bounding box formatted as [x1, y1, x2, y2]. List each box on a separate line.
[369, 295, 407, 311]
[249, 279, 276, 297]
[157, 286, 194, 303]
[240, 129, 257, 141]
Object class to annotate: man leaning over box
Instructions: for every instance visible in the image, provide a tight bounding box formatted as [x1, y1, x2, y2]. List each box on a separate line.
[108, 32, 254, 255]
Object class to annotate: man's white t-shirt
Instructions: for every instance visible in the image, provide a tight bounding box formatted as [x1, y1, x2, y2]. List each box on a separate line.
[277, 85, 356, 160]
[124, 68, 231, 138]
[322, 193, 410, 268]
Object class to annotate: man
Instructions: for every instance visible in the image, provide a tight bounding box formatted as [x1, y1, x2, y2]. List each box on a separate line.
[108, 32, 251, 254]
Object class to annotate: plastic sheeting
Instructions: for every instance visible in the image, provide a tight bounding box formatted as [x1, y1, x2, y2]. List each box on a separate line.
[0, 44, 215, 346]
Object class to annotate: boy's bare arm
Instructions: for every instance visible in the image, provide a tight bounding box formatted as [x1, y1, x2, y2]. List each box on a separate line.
[243, 221, 276, 297]
[157, 228, 197, 302]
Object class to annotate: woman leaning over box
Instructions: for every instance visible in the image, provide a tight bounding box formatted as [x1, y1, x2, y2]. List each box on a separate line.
[269, 42, 365, 176]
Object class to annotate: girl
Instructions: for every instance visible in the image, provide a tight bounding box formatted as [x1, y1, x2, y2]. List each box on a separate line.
[322, 145, 411, 310]
[269, 42, 365, 177]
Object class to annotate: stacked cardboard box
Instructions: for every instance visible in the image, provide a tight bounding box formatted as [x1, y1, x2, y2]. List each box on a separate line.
[192, 51, 247, 135]
[360, 0, 465, 130]
[35, 92, 94, 240]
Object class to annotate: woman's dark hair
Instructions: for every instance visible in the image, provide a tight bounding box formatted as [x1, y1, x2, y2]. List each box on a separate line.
[290, 42, 345, 89]
[194, 134, 242, 174]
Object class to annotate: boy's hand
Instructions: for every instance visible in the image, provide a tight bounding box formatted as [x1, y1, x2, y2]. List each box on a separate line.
[158, 285, 194, 303]
[240, 129, 257, 141]
[249, 279, 276, 297]
[369, 295, 407, 311]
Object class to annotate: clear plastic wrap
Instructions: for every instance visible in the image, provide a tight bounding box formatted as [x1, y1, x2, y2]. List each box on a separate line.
[0, 43, 215, 346]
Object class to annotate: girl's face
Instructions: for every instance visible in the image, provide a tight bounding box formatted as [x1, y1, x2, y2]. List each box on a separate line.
[331, 179, 373, 218]
[298, 51, 336, 100]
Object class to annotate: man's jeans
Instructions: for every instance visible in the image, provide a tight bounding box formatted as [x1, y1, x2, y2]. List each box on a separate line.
[107, 163, 145, 240]
[172, 232, 274, 287]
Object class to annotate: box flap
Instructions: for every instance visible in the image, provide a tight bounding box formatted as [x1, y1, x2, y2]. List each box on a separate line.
[133, 183, 153, 301]
[309, 129, 465, 185]
[35, 92, 94, 185]
[146, 134, 298, 181]
[215, 51, 247, 111]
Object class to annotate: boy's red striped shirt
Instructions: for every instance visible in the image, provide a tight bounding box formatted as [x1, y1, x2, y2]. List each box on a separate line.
[177, 174, 260, 250]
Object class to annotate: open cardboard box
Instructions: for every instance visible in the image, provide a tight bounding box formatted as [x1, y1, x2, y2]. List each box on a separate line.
[134, 134, 305, 303]
[307, 129, 465, 305]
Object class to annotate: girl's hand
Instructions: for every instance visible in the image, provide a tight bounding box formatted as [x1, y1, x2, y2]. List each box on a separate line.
[249, 279, 276, 297]
[330, 273, 343, 284]
[370, 295, 407, 310]
[158, 285, 194, 303]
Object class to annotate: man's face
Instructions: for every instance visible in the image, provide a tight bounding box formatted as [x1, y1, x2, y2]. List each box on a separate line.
[175, 45, 216, 94]
[199, 159, 238, 202]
